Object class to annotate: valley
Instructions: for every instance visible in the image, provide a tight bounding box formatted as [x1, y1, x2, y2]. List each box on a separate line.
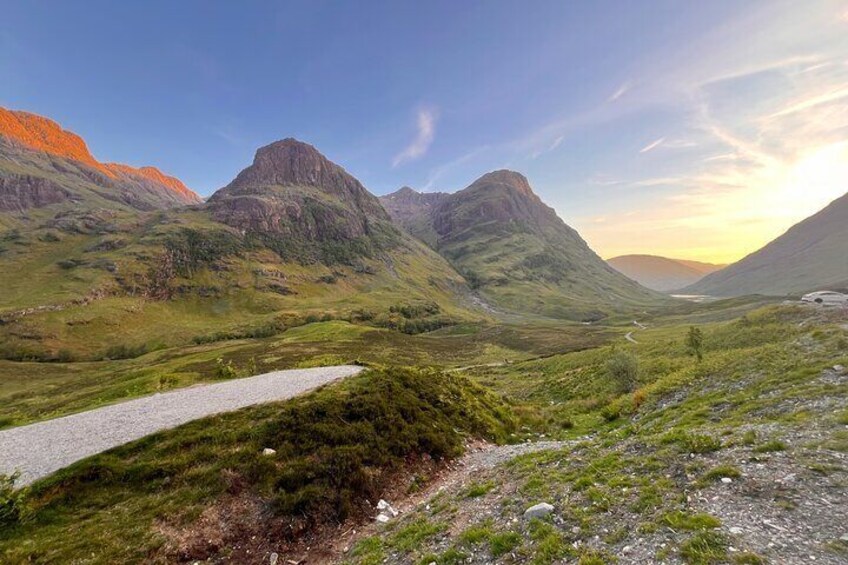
[0, 97, 846, 565]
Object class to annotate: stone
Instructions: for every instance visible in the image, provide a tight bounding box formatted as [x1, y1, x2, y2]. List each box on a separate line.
[377, 499, 398, 517]
[833, 365, 844, 372]
[262, 448, 277, 456]
[729, 527, 744, 534]
[269, 553, 278, 565]
[721, 477, 733, 484]
[376, 513, 391, 523]
[523, 502, 554, 519]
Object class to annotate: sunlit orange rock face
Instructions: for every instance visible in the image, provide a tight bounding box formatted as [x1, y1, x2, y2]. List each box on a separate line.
[0, 107, 107, 174]
[105, 163, 199, 202]
[0, 107, 201, 204]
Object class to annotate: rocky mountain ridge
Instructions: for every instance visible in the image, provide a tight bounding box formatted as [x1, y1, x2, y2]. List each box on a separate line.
[0, 107, 201, 212]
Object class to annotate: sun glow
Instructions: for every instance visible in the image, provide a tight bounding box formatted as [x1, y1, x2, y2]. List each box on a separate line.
[781, 141, 848, 210]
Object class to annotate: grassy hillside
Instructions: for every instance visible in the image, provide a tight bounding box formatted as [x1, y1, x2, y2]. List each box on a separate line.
[0, 368, 516, 563]
[0, 205, 482, 360]
[0, 318, 613, 428]
[350, 305, 848, 564]
[384, 173, 664, 321]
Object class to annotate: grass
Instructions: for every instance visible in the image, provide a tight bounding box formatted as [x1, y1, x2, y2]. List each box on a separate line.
[753, 439, 788, 453]
[0, 368, 514, 563]
[0, 319, 610, 428]
[463, 480, 495, 498]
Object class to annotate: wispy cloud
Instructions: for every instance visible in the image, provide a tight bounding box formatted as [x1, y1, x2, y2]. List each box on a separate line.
[639, 137, 665, 153]
[392, 107, 437, 168]
[608, 81, 631, 102]
[530, 134, 565, 159]
[767, 85, 848, 118]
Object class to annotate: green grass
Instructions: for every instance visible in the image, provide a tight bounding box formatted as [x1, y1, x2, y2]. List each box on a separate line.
[0, 318, 611, 428]
[753, 439, 788, 453]
[463, 480, 495, 498]
[0, 368, 514, 563]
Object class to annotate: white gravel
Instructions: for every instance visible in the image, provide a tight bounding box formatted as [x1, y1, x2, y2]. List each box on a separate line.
[0, 365, 363, 485]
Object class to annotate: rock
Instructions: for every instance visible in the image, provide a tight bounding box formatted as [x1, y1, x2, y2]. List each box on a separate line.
[834, 365, 845, 372]
[729, 527, 744, 534]
[721, 477, 733, 484]
[622, 545, 632, 554]
[523, 502, 554, 519]
[262, 448, 277, 456]
[269, 553, 278, 565]
[376, 513, 391, 523]
[377, 499, 398, 517]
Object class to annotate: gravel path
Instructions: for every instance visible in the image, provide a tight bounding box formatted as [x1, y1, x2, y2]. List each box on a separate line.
[0, 365, 363, 485]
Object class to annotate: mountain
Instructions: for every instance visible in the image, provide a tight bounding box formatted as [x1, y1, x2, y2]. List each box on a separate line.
[207, 139, 398, 264]
[0, 136, 472, 359]
[379, 186, 448, 246]
[607, 254, 725, 292]
[0, 107, 201, 216]
[381, 172, 661, 320]
[685, 191, 848, 296]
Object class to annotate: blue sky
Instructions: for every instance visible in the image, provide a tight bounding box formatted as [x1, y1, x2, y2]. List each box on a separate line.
[2, 0, 848, 262]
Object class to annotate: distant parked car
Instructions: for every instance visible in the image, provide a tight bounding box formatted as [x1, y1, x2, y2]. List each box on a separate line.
[801, 291, 848, 306]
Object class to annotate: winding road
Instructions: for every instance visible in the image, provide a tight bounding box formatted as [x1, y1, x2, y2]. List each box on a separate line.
[0, 365, 363, 485]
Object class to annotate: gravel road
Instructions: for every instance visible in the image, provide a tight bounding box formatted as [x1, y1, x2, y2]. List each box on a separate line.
[0, 365, 363, 485]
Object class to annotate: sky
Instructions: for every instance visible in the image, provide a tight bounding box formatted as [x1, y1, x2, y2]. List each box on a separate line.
[2, 0, 848, 263]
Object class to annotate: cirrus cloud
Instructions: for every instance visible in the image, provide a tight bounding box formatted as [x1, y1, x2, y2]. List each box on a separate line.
[392, 107, 437, 167]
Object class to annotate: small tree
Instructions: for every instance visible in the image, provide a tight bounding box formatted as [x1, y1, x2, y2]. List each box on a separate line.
[686, 326, 704, 362]
[606, 351, 639, 393]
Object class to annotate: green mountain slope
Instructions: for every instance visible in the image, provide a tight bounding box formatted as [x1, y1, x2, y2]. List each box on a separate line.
[382, 171, 663, 320]
[685, 191, 848, 296]
[0, 139, 476, 359]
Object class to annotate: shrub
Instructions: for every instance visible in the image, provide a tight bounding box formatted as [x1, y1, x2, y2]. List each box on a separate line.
[102, 343, 148, 360]
[686, 326, 705, 362]
[0, 474, 26, 527]
[600, 404, 621, 422]
[262, 368, 516, 525]
[606, 351, 639, 393]
[215, 358, 238, 379]
[165, 228, 244, 277]
[682, 433, 722, 454]
[633, 388, 647, 410]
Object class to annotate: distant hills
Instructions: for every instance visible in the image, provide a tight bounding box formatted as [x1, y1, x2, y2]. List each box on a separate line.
[684, 191, 848, 296]
[381, 174, 661, 319]
[607, 254, 724, 292]
[0, 107, 201, 216]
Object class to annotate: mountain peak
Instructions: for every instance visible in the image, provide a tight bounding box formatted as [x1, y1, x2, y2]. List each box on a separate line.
[225, 138, 368, 196]
[470, 169, 534, 196]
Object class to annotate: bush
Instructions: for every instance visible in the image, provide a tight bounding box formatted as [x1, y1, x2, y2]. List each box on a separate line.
[102, 343, 148, 360]
[262, 368, 516, 525]
[215, 358, 238, 379]
[600, 404, 621, 422]
[0, 474, 26, 527]
[683, 433, 722, 454]
[606, 351, 639, 393]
